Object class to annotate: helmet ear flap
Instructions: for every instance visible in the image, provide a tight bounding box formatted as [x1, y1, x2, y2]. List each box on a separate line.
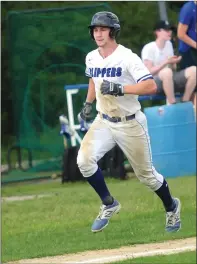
[109, 29, 114, 39]
[110, 28, 120, 39]
[89, 28, 95, 40]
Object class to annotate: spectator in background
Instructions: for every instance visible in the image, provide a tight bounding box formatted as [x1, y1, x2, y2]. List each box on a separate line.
[177, 0, 197, 70]
[141, 20, 196, 104]
[177, 0, 196, 113]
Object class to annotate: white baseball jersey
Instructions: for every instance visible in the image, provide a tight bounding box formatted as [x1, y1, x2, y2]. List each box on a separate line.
[141, 41, 174, 75]
[78, 44, 164, 190]
[85, 44, 153, 117]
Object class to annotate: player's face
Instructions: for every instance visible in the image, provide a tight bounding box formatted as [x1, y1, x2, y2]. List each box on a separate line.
[93, 26, 111, 47]
[157, 29, 172, 40]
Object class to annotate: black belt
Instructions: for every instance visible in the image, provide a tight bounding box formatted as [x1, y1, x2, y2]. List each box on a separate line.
[101, 113, 135, 123]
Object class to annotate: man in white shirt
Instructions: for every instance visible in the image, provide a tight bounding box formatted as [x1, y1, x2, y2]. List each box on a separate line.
[77, 12, 181, 233]
[141, 20, 196, 104]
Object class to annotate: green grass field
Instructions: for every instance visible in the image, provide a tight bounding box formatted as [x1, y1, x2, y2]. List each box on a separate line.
[112, 251, 196, 264]
[2, 176, 196, 263]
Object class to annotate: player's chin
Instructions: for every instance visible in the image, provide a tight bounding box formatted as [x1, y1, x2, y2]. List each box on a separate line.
[95, 40, 105, 47]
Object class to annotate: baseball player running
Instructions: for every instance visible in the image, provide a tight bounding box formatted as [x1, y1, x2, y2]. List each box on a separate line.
[77, 11, 181, 233]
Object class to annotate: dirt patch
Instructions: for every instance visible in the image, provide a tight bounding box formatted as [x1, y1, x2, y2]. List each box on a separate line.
[7, 237, 196, 264]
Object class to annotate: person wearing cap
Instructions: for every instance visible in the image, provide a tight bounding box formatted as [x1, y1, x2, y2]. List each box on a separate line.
[177, 0, 197, 70]
[141, 20, 196, 104]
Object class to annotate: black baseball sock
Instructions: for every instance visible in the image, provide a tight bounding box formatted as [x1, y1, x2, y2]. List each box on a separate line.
[87, 167, 114, 205]
[155, 179, 176, 212]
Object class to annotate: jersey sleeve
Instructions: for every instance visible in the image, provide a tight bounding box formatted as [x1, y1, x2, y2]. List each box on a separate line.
[85, 54, 92, 78]
[179, 3, 191, 25]
[141, 44, 155, 62]
[127, 52, 153, 83]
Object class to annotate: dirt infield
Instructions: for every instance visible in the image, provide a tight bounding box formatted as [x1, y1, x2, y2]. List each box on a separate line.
[7, 237, 196, 264]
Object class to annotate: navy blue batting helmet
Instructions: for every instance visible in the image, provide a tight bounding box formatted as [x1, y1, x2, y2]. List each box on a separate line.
[88, 11, 120, 40]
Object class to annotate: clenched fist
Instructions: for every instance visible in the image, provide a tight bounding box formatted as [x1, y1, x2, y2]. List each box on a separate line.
[100, 80, 124, 96]
[79, 102, 93, 122]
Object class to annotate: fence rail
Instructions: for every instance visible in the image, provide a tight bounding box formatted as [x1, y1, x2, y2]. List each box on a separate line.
[64, 84, 182, 101]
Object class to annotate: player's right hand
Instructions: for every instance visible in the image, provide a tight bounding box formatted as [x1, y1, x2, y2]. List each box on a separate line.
[79, 102, 93, 122]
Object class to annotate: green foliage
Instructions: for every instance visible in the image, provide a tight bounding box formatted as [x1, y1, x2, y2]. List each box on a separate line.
[1, 1, 180, 153]
[167, 1, 186, 12]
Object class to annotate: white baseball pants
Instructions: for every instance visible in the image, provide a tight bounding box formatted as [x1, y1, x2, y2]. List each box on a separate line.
[77, 110, 164, 191]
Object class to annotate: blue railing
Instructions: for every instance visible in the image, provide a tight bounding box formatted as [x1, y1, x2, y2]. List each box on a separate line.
[64, 84, 182, 101]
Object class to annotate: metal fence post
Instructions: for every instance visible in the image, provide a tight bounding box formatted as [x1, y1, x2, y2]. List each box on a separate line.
[158, 1, 168, 21]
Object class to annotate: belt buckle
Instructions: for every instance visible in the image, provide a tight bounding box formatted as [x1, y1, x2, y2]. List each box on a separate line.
[111, 116, 119, 122]
[121, 116, 126, 122]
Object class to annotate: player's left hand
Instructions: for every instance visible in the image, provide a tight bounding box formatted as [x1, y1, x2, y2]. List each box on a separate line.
[100, 80, 124, 96]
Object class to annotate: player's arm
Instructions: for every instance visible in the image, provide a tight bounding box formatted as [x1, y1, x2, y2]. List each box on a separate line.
[101, 78, 156, 96]
[101, 53, 157, 96]
[177, 23, 197, 49]
[79, 78, 95, 122]
[85, 78, 96, 103]
[123, 79, 156, 95]
[177, 3, 197, 50]
[79, 54, 96, 121]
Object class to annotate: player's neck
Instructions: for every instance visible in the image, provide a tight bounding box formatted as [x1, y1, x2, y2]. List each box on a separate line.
[98, 42, 119, 59]
[155, 38, 167, 50]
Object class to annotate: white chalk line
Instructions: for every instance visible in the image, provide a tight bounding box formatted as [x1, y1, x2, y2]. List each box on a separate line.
[6, 237, 196, 264]
[1, 194, 53, 202]
[66, 245, 196, 264]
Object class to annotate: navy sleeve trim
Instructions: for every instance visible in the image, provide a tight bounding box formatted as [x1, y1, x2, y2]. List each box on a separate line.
[137, 74, 153, 83]
[85, 73, 92, 77]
